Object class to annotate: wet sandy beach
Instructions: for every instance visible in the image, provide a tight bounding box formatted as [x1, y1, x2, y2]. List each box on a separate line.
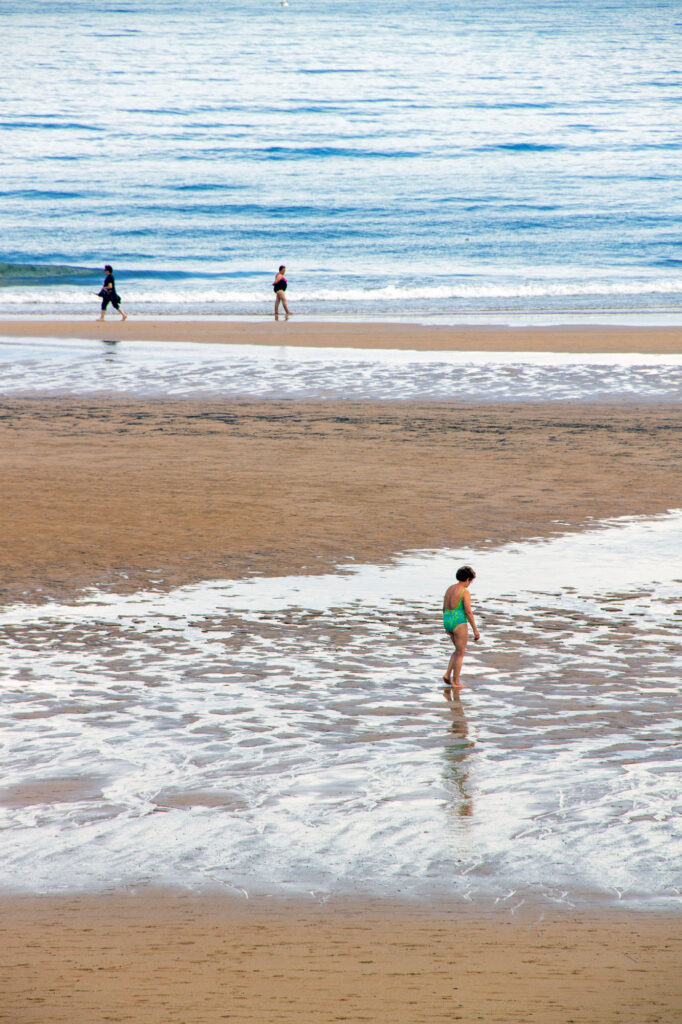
[2, 511, 680, 903]
[1, 317, 679, 354]
[0, 318, 681, 352]
[1, 397, 680, 603]
[1, 327, 680, 1022]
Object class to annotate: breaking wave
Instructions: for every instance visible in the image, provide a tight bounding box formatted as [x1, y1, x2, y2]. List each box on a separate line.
[1, 277, 682, 308]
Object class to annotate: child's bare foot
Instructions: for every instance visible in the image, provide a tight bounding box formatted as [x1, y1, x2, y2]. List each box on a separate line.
[120, 313, 127, 321]
[442, 674, 451, 685]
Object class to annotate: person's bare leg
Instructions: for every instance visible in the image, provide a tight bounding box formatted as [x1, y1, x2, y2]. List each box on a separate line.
[275, 292, 289, 319]
[118, 307, 127, 321]
[451, 625, 468, 688]
[443, 634, 456, 684]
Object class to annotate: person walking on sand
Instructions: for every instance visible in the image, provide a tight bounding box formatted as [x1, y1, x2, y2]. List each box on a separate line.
[96, 264, 127, 321]
[273, 264, 290, 318]
[442, 565, 480, 691]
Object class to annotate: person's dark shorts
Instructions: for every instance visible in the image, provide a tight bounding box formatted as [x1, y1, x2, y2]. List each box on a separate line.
[100, 290, 121, 310]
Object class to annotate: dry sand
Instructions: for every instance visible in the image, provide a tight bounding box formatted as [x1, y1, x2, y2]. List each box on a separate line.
[2, 894, 680, 1024]
[1, 398, 680, 603]
[1, 317, 681, 351]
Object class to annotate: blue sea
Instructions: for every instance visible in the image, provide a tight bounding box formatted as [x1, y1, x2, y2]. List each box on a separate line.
[1, 0, 681, 321]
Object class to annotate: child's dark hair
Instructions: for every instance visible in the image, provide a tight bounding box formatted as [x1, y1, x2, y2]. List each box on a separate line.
[279, 264, 285, 271]
[104, 264, 113, 272]
[456, 565, 476, 582]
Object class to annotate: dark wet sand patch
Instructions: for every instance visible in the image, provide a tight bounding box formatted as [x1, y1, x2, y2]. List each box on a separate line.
[1, 398, 680, 604]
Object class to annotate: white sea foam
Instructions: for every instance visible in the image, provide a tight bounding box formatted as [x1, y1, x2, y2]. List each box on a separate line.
[1, 512, 680, 906]
[2, 276, 682, 310]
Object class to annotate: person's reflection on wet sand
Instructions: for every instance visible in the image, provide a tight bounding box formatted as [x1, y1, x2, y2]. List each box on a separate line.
[442, 691, 473, 817]
[101, 339, 118, 359]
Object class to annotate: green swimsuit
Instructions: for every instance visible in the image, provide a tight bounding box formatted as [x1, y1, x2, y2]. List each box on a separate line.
[443, 596, 467, 633]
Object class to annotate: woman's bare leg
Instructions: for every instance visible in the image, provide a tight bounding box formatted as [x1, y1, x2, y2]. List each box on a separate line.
[443, 634, 456, 684]
[451, 625, 469, 688]
[275, 293, 290, 318]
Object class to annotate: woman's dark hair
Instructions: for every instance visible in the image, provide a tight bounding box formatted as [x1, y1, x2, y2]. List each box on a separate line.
[104, 264, 113, 272]
[279, 265, 285, 271]
[456, 565, 476, 582]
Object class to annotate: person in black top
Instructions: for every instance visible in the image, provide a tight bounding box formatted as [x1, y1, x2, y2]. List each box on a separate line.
[273, 264, 290, 318]
[96, 264, 127, 321]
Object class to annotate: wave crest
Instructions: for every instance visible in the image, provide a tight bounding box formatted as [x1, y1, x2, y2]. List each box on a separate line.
[1, 277, 682, 306]
[0, 260, 93, 285]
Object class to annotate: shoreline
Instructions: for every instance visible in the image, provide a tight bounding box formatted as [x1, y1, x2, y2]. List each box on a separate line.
[2, 892, 680, 1023]
[1, 318, 681, 352]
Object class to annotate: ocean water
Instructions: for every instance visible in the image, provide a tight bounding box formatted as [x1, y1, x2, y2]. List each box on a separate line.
[1, 0, 682, 320]
[1, 335, 681, 401]
[1, 512, 680, 907]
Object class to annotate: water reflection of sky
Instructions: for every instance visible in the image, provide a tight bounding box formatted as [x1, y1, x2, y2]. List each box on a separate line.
[0, 512, 680, 909]
[1, 336, 681, 401]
